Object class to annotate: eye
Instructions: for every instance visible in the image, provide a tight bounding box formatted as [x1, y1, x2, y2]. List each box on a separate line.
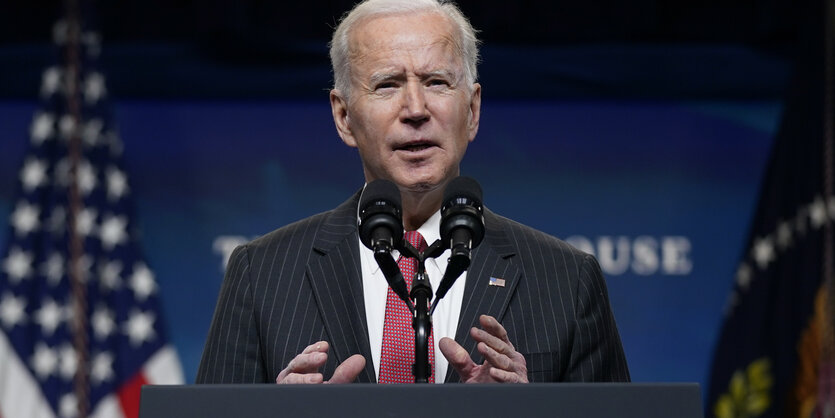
[428, 79, 449, 87]
[375, 81, 398, 90]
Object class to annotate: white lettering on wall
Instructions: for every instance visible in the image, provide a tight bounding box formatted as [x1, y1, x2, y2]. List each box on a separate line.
[596, 236, 631, 275]
[631, 236, 659, 275]
[661, 236, 693, 275]
[213, 234, 694, 277]
[565, 235, 693, 276]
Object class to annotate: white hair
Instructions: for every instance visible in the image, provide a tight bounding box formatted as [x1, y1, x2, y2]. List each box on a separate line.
[329, 0, 480, 98]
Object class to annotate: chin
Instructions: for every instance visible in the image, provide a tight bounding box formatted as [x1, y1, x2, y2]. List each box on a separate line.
[395, 174, 441, 193]
[391, 165, 454, 193]
[405, 182, 435, 192]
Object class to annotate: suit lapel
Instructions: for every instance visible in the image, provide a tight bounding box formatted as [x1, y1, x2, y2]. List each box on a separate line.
[305, 191, 377, 383]
[445, 209, 522, 383]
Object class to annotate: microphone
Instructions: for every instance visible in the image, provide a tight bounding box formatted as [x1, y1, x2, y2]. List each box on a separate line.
[358, 179, 413, 311]
[359, 179, 402, 252]
[434, 176, 485, 310]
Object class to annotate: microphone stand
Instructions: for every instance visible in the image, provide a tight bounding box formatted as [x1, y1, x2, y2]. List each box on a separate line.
[397, 239, 446, 383]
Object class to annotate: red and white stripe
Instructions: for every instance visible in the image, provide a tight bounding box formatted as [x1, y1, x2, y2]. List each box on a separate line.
[0, 332, 183, 418]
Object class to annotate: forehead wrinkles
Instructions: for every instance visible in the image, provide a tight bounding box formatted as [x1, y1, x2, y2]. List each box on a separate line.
[346, 13, 465, 78]
[362, 41, 461, 76]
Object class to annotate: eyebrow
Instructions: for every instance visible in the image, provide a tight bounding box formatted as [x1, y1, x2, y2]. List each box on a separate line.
[421, 70, 458, 81]
[368, 71, 405, 86]
[368, 69, 458, 86]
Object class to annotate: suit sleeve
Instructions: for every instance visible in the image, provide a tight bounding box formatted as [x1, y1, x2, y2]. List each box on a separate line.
[565, 253, 631, 382]
[195, 245, 268, 383]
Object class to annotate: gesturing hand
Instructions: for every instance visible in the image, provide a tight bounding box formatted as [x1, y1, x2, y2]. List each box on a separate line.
[439, 315, 528, 383]
[275, 341, 366, 384]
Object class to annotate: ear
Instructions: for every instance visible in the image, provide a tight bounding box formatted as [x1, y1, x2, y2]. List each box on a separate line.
[467, 83, 482, 142]
[330, 89, 357, 147]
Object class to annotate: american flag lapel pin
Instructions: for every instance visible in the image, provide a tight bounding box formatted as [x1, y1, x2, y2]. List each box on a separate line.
[488, 277, 506, 287]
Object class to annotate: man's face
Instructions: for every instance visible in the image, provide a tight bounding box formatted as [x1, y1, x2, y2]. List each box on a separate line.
[330, 11, 481, 194]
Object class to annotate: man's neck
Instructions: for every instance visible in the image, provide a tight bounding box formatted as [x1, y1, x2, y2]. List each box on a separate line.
[401, 189, 443, 231]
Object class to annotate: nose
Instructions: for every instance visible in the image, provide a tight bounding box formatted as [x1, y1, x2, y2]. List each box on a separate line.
[400, 80, 429, 126]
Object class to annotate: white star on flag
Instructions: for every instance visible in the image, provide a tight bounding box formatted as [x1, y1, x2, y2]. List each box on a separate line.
[82, 31, 101, 58]
[90, 352, 114, 384]
[30, 112, 55, 144]
[41, 252, 65, 286]
[106, 166, 129, 201]
[34, 298, 65, 336]
[98, 260, 122, 291]
[59, 393, 78, 418]
[736, 263, 752, 290]
[2, 247, 33, 283]
[0, 292, 26, 329]
[124, 309, 156, 347]
[776, 220, 793, 250]
[82, 118, 103, 146]
[58, 114, 76, 140]
[40, 66, 62, 97]
[91, 306, 116, 340]
[83, 72, 106, 104]
[752, 236, 775, 269]
[10, 201, 41, 237]
[20, 158, 48, 191]
[75, 207, 97, 237]
[130, 263, 157, 301]
[99, 214, 128, 250]
[78, 160, 98, 196]
[31, 342, 58, 380]
[52, 19, 68, 44]
[809, 196, 827, 229]
[58, 344, 77, 381]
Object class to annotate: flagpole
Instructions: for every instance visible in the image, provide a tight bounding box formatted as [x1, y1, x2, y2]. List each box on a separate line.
[63, 0, 91, 416]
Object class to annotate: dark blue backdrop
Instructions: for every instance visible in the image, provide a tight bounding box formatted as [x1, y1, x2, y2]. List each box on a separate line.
[0, 98, 778, 391]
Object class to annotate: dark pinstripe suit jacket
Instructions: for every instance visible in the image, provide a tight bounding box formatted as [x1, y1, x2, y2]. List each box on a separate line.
[196, 191, 630, 384]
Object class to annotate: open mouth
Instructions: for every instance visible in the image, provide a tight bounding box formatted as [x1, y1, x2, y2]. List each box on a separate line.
[396, 141, 435, 152]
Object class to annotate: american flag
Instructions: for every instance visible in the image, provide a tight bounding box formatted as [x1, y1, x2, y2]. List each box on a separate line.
[707, 1, 835, 416]
[0, 5, 182, 418]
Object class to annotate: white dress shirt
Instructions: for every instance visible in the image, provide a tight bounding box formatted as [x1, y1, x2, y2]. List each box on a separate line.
[359, 210, 467, 383]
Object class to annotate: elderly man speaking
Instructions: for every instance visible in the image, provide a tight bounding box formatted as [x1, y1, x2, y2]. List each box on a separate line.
[196, 0, 629, 385]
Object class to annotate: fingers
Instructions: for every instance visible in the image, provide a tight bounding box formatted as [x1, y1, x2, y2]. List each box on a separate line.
[470, 318, 514, 359]
[489, 366, 526, 383]
[477, 342, 514, 371]
[276, 341, 330, 384]
[326, 354, 366, 384]
[278, 372, 325, 384]
[439, 337, 476, 378]
[472, 316, 528, 383]
[478, 315, 513, 348]
[302, 341, 330, 355]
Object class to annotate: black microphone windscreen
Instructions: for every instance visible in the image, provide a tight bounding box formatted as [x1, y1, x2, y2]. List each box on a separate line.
[361, 179, 402, 211]
[443, 176, 482, 204]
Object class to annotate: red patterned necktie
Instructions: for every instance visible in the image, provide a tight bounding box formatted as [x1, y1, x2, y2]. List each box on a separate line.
[378, 230, 434, 383]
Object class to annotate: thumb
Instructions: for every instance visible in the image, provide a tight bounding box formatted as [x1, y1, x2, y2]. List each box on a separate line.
[326, 354, 366, 384]
[439, 337, 475, 379]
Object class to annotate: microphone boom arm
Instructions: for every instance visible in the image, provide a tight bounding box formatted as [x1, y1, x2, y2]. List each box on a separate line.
[373, 248, 415, 313]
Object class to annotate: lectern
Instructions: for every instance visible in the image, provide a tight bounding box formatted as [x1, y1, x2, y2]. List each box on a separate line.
[139, 383, 702, 418]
